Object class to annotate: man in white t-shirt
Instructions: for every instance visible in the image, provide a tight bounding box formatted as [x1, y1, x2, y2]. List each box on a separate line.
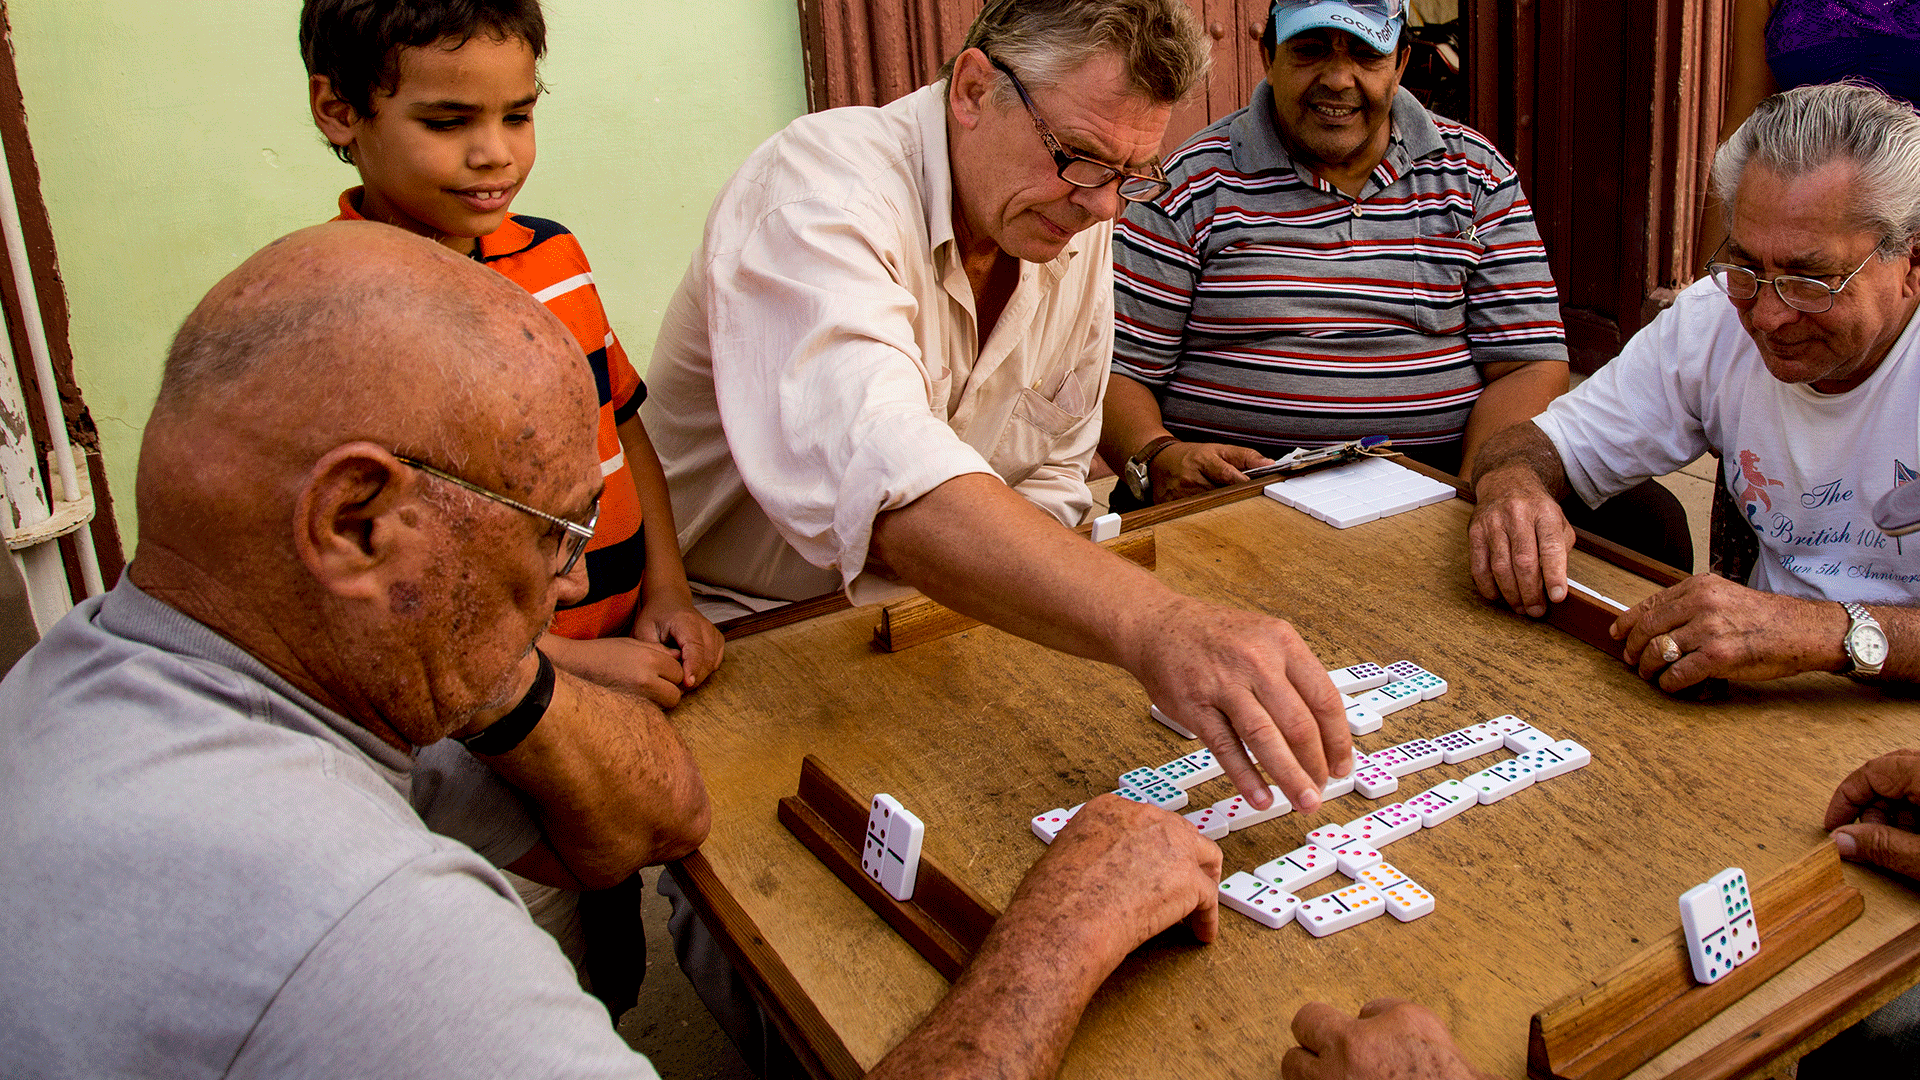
[1467, 82, 1920, 691]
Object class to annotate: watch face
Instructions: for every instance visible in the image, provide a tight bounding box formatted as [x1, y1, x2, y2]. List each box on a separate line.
[1850, 625, 1890, 667]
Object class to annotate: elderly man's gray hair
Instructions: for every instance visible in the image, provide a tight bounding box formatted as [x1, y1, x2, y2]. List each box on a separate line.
[939, 0, 1211, 107]
[1712, 81, 1920, 256]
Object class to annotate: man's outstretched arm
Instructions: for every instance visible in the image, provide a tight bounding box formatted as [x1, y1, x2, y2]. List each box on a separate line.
[869, 473, 1349, 814]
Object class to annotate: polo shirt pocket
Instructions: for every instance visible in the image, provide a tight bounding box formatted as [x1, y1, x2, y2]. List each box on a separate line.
[989, 386, 1083, 487]
[1407, 226, 1485, 336]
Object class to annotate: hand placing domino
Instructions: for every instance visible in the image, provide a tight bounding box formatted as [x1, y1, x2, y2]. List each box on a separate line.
[861, 794, 924, 901]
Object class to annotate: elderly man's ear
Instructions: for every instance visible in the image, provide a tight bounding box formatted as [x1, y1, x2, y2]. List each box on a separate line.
[292, 443, 429, 603]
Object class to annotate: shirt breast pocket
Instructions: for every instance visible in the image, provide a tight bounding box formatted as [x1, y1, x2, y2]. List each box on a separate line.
[1407, 224, 1486, 337]
[989, 386, 1083, 487]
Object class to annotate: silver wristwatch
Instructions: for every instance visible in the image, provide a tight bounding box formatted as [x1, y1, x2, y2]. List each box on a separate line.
[1841, 601, 1888, 677]
[1123, 435, 1179, 502]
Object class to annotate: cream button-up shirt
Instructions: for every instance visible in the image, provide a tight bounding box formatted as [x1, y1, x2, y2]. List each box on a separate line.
[642, 82, 1113, 604]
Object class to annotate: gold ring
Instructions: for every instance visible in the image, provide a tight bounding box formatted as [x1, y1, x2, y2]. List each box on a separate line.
[1652, 634, 1681, 664]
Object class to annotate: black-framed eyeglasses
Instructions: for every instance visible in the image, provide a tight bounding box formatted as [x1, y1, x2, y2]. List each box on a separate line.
[395, 454, 597, 577]
[986, 56, 1171, 204]
[1705, 239, 1879, 315]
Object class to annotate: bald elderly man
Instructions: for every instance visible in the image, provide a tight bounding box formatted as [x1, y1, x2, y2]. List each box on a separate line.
[0, 223, 1223, 1080]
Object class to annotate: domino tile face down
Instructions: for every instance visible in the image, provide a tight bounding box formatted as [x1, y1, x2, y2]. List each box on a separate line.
[1380, 738, 1444, 777]
[1515, 740, 1592, 781]
[1462, 758, 1538, 804]
[1435, 723, 1505, 764]
[1214, 786, 1292, 831]
[1354, 861, 1409, 892]
[1297, 881, 1387, 937]
[861, 794, 924, 901]
[1184, 804, 1229, 840]
[1089, 512, 1121, 542]
[1328, 662, 1391, 695]
[1346, 802, 1422, 846]
[1253, 844, 1338, 892]
[1333, 841, 1385, 876]
[1680, 867, 1759, 983]
[1149, 703, 1197, 739]
[1030, 807, 1077, 844]
[1346, 703, 1385, 736]
[1405, 779, 1475, 828]
[1354, 763, 1399, 798]
[1219, 872, 1302, 929]
[1383, 880, 1436, 922]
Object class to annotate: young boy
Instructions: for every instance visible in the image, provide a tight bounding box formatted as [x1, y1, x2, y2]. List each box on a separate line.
[300, 0, 722, 708]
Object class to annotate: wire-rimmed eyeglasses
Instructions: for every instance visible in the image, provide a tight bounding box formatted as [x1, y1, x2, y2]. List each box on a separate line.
[1705, 240, 1879, 315]
[986, 56, 1172, 204]
[395, 454, 597, 577]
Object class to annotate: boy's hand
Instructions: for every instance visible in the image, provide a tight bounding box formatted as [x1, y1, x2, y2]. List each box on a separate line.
[540, 632, 688, 708]
[633, 600, 724, 688]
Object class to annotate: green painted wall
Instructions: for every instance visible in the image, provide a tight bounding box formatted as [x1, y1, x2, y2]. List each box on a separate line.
[5, 0, 808, 544]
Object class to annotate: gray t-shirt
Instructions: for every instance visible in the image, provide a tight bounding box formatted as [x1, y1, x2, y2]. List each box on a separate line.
[0, 580, 657, 1079]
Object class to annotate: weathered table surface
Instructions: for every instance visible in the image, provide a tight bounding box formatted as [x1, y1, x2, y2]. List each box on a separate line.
[668, 490, 1920, 1079]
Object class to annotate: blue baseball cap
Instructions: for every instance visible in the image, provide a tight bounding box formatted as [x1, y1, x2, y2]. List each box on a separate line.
[1271, 0, 1405, 55]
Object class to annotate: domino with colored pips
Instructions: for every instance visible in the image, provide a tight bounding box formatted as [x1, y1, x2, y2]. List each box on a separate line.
[1405, 779, 1475, 828]
[1332, 841, 1384, 876]
[1214, 786, 1292, 831]
[1305, 824, 1355, 851]
[1515, 739, 1592, 781]
[1354, 763, 1399, 798]
[1296, 881, 1387, 937]
[1346, 802, 1421, 846]
[1346, 703, 1384, 736]
[1253, 844, 1338, 892]
[1184, 804, 1229, 840]
[1679, 867, 1759, 983]
[1030, 806, 1078, 843]
[1383, 880, 1436, 922]
[1219, 872, 1301, 929]
[1354, 861, 1409, 892]
[1327, 662, 1391, 695]
[1462, 758, 1537, 804]
[1435, 722, 1505, 764]
[861, 794, 924, 901]
[1157, 748, 1225, 790]
[1377, 738, 1445, 777]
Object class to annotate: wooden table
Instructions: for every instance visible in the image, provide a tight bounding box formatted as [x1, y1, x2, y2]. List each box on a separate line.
[667, 486, 1920, 1079]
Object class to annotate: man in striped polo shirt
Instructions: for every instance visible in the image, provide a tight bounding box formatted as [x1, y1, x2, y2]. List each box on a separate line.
[1101, 0, 1688, 570]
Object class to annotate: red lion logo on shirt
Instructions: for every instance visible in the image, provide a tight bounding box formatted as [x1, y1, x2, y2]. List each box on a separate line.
[1737, 449, 1784, 516]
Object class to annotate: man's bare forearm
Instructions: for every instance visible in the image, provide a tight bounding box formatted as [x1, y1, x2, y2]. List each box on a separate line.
[480, 670, 709, 888]
[1459, 360, 1568, 478]
[1097, 373, 1173, 477]
[1469, 419, 1572, 502]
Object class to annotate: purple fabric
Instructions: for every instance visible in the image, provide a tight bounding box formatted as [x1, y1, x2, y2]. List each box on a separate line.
[1766, 0, 1920, 104]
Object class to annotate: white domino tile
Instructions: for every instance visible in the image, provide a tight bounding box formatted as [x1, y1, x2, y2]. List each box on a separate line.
[1149, 703, 1196, 739]
[1116, 772, 1189, 811]
[861, 794, 924, 901]
[1332, 841, 1384, 876]
[1384, 661, 1448, 700]
[1184, 804, 1229, 840]
[1485, 714, 1532, 735]
[1305, 824, 1355, 851]
[1680, 867, 1759, 983]
[1462, 758, 1537, 804]
[1405, 779, 1476, 828]
[1354, 861, 1409, 892]
[1214, 786, 1292, 831]
[1346, 703, 1384, 736]
[1219, 871, 1301, 929]
[1355, 680, 1422, 716]
[1346, 802, 1422, 846]
[1089, 512, 1121, 542]
[1158, 748, 1225, 790]
[1253, 844, 1338, 892]
[1327, 662, 1390, 695]
[1379, 738, 1445, 777]
[1503, 724, 1554, 753]
[1030, 806, 1077, 843]
[1353, 763, 1399, 798]
[1383, 880, 1436, 922]
[1320, 769, 1357, 800]
[1516, 739, 1592, 781]
[1435, 723, 1505, 764]
[1296, 881, 1387, 936]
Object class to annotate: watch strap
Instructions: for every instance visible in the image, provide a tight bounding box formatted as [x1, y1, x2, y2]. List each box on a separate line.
[458, 648, 554, 756]
[1840, 601, 1886, 676]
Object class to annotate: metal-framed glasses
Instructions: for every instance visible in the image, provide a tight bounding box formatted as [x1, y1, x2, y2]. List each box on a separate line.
[395, 454, 597, 577]
[1705, 241, 1878, 314]
[986, 56, 1171, 204]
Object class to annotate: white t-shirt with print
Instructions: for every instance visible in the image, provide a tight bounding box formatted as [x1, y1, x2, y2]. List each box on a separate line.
[1533, 276, 1920, 605]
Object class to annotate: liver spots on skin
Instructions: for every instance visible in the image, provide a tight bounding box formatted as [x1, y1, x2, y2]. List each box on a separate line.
[388, 580, 426, 616]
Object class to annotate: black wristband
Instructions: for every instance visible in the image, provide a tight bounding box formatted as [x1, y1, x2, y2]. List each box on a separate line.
[458, 648, 554, 756]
